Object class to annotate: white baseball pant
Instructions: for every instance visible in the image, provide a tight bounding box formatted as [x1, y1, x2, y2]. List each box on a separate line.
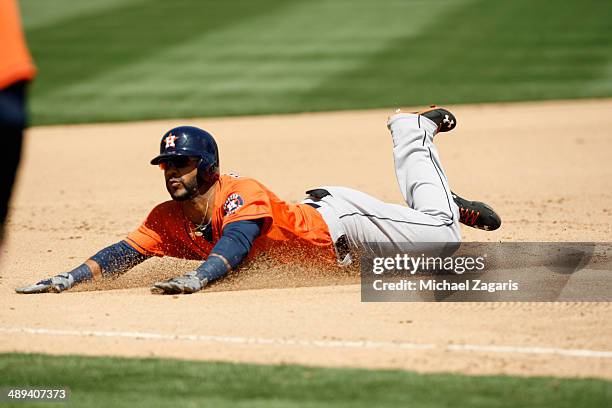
[303, 112, 461, 263]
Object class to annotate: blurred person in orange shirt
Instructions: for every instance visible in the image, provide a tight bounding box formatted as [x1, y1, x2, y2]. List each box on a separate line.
[0, 0, 36, 243]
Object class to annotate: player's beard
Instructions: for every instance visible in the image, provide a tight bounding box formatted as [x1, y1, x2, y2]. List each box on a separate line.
[167, 176, 200, 201]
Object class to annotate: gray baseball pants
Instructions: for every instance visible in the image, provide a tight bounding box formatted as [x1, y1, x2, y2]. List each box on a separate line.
[303, 112, 461, 263]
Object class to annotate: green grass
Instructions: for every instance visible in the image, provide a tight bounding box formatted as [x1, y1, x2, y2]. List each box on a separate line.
[19, 0, 612, 125]
[0, 353, 610, 407]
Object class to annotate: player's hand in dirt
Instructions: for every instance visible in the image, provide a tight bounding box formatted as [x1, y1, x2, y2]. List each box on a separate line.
[15, 273, 75, 294]
[152, 272, 207, 294]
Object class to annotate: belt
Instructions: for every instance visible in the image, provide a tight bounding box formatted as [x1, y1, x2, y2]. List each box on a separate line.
[304, 189, 352, 265]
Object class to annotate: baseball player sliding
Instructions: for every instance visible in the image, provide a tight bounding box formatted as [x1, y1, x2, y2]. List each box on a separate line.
[16, 107, 500, 295]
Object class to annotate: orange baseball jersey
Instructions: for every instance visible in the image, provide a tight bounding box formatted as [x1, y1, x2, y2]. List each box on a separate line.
[0, 0, 36, 89]
[126, 174, 336, 265]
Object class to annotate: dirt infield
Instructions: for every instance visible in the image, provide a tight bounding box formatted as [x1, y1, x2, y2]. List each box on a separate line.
[1, 99, 611, 379]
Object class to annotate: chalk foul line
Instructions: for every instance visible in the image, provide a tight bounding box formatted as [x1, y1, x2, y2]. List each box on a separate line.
[0, 327, 611, 359]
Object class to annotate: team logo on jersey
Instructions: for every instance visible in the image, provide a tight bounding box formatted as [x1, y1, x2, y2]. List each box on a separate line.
[164, 133, 177, 148]
[223, 193, 244, 215]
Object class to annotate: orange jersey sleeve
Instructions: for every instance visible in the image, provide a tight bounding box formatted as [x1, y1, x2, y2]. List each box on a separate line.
[0, 0, 36, 88]
[215, 176, 274, 232]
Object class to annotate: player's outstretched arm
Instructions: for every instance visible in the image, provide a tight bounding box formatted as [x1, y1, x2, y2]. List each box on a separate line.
[15, 240, 149, 294]
[153, 219, 263, 295]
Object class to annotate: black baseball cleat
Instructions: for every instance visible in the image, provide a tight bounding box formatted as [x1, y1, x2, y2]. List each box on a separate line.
[452, 192, 501, 231]
[417, 105, 457, 133]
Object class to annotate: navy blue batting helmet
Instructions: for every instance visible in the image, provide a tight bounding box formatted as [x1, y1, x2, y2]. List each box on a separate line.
[150, 126, 220, 187]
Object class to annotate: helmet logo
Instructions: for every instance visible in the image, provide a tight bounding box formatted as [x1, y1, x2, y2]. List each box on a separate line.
[164, 133, 178, 148]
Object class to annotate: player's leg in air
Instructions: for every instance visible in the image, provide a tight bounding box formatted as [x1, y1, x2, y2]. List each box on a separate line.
[303, 107, 463, 258]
